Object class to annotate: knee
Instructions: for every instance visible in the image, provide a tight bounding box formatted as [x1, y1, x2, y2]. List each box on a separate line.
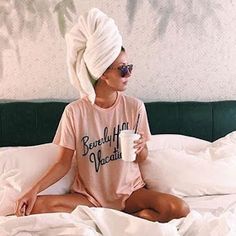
[169, 199, 190, 219]
[156, 198, 190, 222]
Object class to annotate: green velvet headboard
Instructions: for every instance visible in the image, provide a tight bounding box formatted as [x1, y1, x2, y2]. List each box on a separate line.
[1, 100, 236, 147]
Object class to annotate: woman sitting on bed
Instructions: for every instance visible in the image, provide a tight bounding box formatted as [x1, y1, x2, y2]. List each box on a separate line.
[15, 8, 190, 222]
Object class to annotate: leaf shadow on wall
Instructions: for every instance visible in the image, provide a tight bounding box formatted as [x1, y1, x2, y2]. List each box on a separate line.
[0, 0, 224, 78]
[0, 0, 76, 78]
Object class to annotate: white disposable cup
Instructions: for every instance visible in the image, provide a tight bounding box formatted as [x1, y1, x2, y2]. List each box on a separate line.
[119, 130, 140, 162]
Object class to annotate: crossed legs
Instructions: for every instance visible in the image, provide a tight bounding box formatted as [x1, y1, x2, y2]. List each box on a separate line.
[28, 189, 189, 223]
[124, 187, 190, 222]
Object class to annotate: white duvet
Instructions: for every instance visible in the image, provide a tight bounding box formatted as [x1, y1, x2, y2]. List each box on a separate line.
[1, 196, 236, 236]
[2, 133, 236, 235]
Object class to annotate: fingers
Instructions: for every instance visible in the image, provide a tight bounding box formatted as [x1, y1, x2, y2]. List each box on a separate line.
[134, 132, 146, 154]
[15, 189, 38, 217]
[15, 198, 34, 217]
[21, 203, 27, 216]
[134, 132, 145, 144]
[15, 200, 27, 217]
[25, 199, 35, 216]
[135, 145, 144, 154]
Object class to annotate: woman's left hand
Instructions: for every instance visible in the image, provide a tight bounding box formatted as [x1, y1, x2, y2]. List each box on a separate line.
[134, 132, 146, 154]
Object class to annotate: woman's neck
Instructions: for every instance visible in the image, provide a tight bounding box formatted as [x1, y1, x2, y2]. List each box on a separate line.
[94, 83, 118, 108]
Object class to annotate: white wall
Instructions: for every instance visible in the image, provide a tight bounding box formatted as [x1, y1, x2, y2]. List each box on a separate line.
[1, 0, 236, 102]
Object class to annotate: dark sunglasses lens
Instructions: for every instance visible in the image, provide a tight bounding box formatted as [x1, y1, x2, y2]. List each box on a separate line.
[120, 65, 133, 77]
[120, 67, 127, 77]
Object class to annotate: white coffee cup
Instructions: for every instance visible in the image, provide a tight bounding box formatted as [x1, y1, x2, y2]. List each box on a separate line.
[119, 130, 140, 162]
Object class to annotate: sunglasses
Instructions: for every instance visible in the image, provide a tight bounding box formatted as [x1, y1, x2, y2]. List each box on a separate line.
[108, 64, 133, 77]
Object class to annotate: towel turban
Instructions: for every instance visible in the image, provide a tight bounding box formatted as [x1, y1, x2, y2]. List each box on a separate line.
[65, 8, 123, 103]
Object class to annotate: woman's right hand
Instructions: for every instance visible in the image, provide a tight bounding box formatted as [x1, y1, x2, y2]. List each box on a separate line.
[15, 187, 38, 217]
[15, 147, 74, 217]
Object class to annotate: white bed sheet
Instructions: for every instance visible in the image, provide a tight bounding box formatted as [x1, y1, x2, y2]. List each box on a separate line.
[1, 194, 236, 236]
[184, 193, 236, 216]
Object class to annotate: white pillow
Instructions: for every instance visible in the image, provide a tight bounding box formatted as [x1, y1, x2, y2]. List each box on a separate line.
[141, 133, 236, 197]
[147, 134, 210, 151]
[0, 144, 76, 216]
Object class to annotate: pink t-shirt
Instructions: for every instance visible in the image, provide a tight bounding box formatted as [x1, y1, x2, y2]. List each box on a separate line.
[53, 93, 151, 210]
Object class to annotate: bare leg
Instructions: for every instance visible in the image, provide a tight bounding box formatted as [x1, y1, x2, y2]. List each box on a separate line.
[31, 193, 95, 214]
[124, 187, 190, 223]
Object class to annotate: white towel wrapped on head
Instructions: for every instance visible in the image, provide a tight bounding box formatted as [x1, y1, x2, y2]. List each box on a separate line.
[65, 8, 123, 103]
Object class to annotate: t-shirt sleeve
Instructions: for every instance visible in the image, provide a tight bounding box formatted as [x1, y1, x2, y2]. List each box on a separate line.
[137, 102, 152, 141]
[53, 105, 76, 150]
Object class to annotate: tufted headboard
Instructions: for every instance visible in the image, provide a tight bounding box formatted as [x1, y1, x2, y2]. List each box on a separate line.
[1, 100, 236, 147]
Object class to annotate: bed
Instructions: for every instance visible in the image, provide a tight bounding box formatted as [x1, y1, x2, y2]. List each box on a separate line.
[1, 100, 236, 235]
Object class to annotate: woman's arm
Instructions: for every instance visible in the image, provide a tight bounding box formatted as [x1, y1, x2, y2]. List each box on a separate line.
[15, 146, 74, 216]
[32, 146, 74, 193]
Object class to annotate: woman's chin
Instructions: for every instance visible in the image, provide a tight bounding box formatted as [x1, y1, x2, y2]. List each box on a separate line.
[121, 83, 128, 91]
[119, 87, 127, 92]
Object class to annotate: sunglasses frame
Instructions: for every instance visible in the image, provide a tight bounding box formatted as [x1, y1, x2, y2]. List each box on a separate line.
[108, 64, 133, 77]
[118, 64, 133, 77]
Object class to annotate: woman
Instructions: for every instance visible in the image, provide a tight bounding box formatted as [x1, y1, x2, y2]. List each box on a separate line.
[15, 8, 190, 222]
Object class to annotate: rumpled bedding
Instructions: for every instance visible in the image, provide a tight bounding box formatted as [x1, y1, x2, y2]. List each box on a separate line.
[2, 132, 236, 235]
[1, 202, 236, 236]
